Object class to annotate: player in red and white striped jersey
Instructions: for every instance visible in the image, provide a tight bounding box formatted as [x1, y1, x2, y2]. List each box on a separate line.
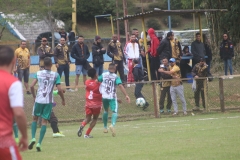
[0, 46, 28, 160]
[77, 68, 102, 138]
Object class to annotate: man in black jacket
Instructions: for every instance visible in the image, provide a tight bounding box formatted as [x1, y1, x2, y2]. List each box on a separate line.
[92, 36, 106, 76]
[132, 59, 149, 110]
[71, 36, 90, 90]
[107, 34, 126, 83]
[157, 32, 173, 61]
[191, 33, 206, 68]
[220, 33, 234, 77]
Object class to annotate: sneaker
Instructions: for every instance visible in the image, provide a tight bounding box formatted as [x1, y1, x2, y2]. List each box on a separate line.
[28, 138, 36, 150]
[172, 112, 178, 116]
[26, 91, 31, 95]
[160, 110, 164, 113]
[67, 88, 75, 92]
[183, 111, 187, 115]
[127, 84, 131, 88]
[77, 126, 84, 137]
[192, 107, 200, 111]
[53, 132, 65, 138]
[36, 143, 41, 152]
[84, 134, 93, 138]
[109, 125, 116, 137]
[143, 102, 149, 110]
[167, 109, 171, 113]
[103, 128, 108, 133]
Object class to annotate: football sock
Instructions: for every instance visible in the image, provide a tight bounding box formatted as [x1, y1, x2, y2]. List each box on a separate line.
[86, 128, 92, 135]
[111, 112, 118, 127]
[81, 121, 87, 127]
[51, 121, 59, 133]
[103, 111, 108, 128]
[13, 123, 18, 138]
[31, 121, 37, 139]
[38, 125, 47, 144]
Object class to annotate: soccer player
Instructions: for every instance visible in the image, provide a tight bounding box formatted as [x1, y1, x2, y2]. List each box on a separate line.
[28, 57, 65, 152]
[99, 63, 130, 137]
[77, 68, 102, 138]
[0, 45, 28, 159]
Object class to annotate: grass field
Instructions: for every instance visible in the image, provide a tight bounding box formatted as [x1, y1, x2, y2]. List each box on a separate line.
[21, 111, 240, 160]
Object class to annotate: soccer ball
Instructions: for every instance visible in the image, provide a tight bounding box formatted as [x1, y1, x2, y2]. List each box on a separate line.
[136, 98, 146, 107]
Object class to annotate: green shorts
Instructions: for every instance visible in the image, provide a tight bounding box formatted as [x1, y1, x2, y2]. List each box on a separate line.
[34, 102, 53, 120]
[102, 99, 118, 113]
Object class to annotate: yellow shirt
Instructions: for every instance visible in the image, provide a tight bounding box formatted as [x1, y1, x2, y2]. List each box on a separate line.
[15, 47, 30, 69]
[171, 39, 180, 59]
[169, 64, 182, 87]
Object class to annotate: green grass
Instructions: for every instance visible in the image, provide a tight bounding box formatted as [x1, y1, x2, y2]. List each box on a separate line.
[21, 112, 240, 160]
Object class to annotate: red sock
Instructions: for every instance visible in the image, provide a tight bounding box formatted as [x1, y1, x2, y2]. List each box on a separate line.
[81, 121, 87, 127]
[85, 128, 92, 135]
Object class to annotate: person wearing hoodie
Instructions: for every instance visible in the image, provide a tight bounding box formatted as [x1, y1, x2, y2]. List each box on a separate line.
[132, 58, 149, 110]
[92, 36, 106, 76]
[71, 35, 90, 90]
[191, 33, 206, 68]
[124, 34, 140, 85]
[147, 28, 160, 80]
[220, 33, 234, 77]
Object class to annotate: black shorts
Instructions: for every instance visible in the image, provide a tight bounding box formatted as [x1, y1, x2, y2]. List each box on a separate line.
[18, 68, 29, 83]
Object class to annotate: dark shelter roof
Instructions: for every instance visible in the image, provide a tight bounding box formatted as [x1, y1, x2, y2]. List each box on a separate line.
[114, 9, 228, 21]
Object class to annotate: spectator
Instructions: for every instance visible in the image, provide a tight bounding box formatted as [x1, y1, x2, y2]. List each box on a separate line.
[132, 58, 149, 110]
[159, 58, 172, 113]
[158, 58, 187, 116]
[15, 40, 31, 94]
[132, 28, 139, 44]
[92, 35, 106, 75]
[147, 28, 160, 80]
[59, 28, 68, 41]
[37, 37, 53, 70]
[132, 28, 144, 68]
[170, 37, 182, 66]
[191, 33, 206, 68]
[180, 46, 192, 78]
[0, 45, 28, 158]
[71, 35, 90, 89]
[68, 30, 76, 52]
[157, 31, 173, 61]
[54, 38, 73, 92]
[203, 34, 212, 74]
[220, 33, 234, 78]
[124, 34, 140, 86]
[107, 34, 125, 83]
[191, 58, 208, 111]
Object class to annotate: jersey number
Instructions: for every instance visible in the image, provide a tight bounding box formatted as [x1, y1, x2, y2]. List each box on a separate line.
[88, 91, 93, 99]
[105, 79, 114, 92]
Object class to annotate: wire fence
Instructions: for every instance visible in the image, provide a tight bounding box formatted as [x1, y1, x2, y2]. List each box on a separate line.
[22, 67, 240, 124]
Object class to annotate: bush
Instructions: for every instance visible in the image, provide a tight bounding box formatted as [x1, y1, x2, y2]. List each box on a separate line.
[147, 18, 161, 30]
[162, 16, 181, 28]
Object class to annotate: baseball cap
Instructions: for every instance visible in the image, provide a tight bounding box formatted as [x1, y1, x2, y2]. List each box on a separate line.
[169, 58, 176, 63]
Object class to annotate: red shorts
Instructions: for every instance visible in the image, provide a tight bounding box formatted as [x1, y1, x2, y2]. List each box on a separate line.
[0, 145, 22, 160]
[85, 107, 101, 115]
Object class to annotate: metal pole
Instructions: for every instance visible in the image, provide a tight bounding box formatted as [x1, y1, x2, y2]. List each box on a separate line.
[72, 0, 77, 34]
[219, 77, 225, 112]
[168, 0, 171, 31]
[123, 0, 129, 42]
[193, 0, 195, 38]
[110, 15, 114, 35]
[95, 17, 98, 35]
[116, 0, 120, 40]
[152, 82, 159, 118]
[141, 16, 151, 81]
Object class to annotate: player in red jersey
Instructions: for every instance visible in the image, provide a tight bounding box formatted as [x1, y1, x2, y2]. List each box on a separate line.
[77, 68, 102, 138]
[0, 45, 28, 160]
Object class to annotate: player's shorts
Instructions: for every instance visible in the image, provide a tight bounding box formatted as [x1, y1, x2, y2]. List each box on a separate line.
[33, 103, 53, 120]
[0, 145, 22, 160]
[102, 99, 118, 113]
[85, 107, 101, 115]
[76, 65, 87, 75]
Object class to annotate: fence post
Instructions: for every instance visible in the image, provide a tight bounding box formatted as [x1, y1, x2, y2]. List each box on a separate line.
[203, 78, 208, 112]
[152, 82, 159, 118]
[219, 77, 225, 112]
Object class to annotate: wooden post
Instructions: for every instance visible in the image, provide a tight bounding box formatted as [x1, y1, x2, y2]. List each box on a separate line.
[152, 82, 159, 118]
[219, 78, 225, 112]
[203, 78, 208, 112]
